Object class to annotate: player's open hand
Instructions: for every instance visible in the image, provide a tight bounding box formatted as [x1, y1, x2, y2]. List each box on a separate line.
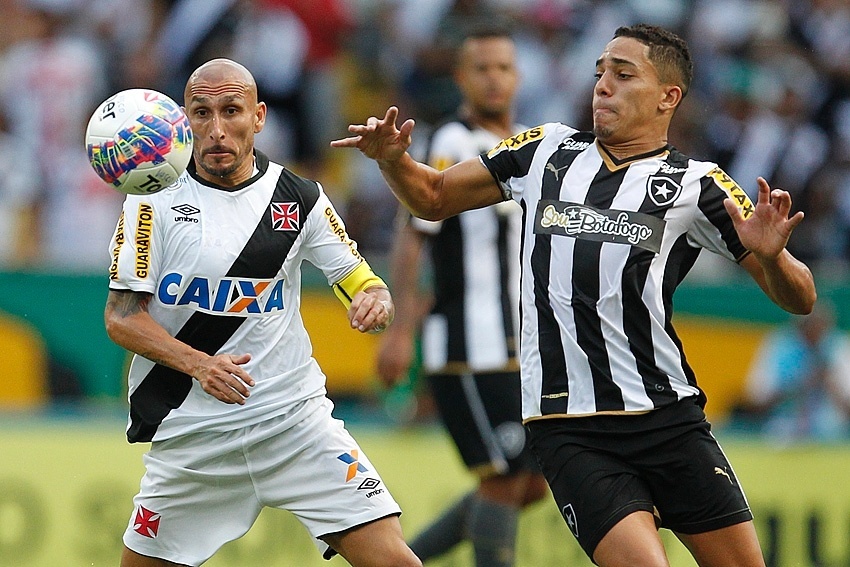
[724, 177, 804, 260]
[330, 106, 415, 163]
[192, 353, 255, 404]
[349, 286, 394, 334]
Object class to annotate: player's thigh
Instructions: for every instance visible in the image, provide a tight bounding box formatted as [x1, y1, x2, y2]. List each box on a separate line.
[676, 521, 765, 567]
[322, 515, 421, 567]
[593, 511, 670, 567]
[428, 371, 534, 476]
[526, 421, 656, 559]
[251, 396, 402, 552]
[121, 545, 188, 567]
[641, 424, 752, 535]
[124, 432, 262, 565]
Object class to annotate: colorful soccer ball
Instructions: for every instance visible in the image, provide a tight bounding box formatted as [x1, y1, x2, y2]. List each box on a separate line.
[85, 88, 193, 195]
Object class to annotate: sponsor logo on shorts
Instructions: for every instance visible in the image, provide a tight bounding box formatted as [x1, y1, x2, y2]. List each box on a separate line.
[172, 203, 200, 223]
[132, 505, 161, 538]
[495, 421, 527, 459]
[338, 449, 368, 482]
[358, 478, 384, 498]
[562, 503, 579, 538]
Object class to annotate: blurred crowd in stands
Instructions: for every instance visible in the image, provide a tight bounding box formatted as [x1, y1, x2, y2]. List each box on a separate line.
[2, 0, 850, 279]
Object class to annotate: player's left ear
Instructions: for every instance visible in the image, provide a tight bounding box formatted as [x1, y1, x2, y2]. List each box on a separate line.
[659, 84, 683, 112]
[254, 101, 267, 133]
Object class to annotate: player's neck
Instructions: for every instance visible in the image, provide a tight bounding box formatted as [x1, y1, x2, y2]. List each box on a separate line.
[461, 105, 513, 138]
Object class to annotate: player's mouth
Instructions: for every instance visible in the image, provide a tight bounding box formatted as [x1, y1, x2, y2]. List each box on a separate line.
[204, 146, 233, 157]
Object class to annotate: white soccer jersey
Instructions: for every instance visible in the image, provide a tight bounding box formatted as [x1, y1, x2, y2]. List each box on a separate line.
[108, 151, 366, 442]
[480, 123, 755, 420]
[412, 117, 523, 374]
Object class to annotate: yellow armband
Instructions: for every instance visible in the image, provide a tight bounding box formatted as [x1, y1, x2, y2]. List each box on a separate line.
[332, 261, 387, 309]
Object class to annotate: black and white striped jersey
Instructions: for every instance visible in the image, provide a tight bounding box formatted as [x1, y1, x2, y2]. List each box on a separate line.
[412, 117, 524, 374]
[108, 151, 366, 442]
[479, 123, 754, 420]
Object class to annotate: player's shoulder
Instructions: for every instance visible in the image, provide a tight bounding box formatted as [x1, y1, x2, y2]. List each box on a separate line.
[485, 122, 577, 159]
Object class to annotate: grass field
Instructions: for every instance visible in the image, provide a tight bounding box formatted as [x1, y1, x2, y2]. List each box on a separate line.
[2, 412, 849, 566]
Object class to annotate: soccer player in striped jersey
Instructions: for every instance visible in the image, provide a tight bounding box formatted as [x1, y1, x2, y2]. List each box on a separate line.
[105, 59, 421, 567]
[376, 29, 547, 567]
[333, 23, 816, 567]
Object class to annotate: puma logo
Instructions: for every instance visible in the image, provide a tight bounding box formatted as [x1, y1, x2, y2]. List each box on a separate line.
[714, 466, 733, 484]
[546, 162, 569, 181]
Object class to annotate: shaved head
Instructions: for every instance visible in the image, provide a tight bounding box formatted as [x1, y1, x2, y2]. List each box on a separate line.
[184, 58, 258, 106]
[183, 58, 266, 187]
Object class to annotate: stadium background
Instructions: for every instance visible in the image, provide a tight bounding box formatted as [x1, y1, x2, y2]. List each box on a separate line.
[2, 0, 850, 566]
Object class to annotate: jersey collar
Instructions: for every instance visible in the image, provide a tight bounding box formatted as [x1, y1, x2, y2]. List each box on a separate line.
[596, 141, 671, 172]
[187, 149, 270, 192]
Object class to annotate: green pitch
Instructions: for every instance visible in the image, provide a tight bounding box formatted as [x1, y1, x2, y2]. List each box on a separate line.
[2, 418, 849, 566]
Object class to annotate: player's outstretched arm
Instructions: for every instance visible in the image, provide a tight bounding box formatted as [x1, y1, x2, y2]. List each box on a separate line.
[104, 289, 255, 404]
[729, 177, 816, 315]
[331, 106, 503, 219]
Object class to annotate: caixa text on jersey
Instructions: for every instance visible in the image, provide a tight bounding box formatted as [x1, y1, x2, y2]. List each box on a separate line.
[156, 272, 285, 315]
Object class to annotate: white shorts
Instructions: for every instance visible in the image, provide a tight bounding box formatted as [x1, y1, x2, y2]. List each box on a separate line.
[123, 396, 402, 566]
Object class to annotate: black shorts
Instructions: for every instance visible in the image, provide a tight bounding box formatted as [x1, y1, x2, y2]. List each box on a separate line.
[526, 398, 752, 560]
[427, 370, 539, 478]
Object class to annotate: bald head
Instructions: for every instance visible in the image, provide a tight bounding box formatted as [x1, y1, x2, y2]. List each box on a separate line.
[182, 58, 267, 187]
[184, 58, 258, 106]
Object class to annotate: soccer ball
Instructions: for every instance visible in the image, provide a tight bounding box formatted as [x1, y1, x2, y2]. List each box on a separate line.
[85, 89, 193, 195]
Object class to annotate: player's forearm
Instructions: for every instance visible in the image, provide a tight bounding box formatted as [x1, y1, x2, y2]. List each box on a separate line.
[387, 227, 425, 332]
[104, 291, 207, 376]
[756, 249, 816, 315]
[377, 152, 446, 221]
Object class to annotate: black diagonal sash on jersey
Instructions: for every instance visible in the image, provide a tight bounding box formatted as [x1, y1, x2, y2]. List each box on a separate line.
[573, 165, 629, 411]
[622, 151, 689, 407]
[127, 156, 320, 442]
[534, 135, 592, 415]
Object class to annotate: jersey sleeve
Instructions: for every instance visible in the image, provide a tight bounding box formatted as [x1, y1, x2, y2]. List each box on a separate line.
[108, 195, 160, 293]
[687, 167, 752, 262]
[301, 184, 379, 291]
[479, 125, 548, 200]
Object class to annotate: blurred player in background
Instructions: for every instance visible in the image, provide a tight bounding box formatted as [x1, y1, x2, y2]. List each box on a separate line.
[104, 58, 420, 567]
[739, 300, 850, 441]
[334, 23, 816, 567]
[376, 28, 547, 567]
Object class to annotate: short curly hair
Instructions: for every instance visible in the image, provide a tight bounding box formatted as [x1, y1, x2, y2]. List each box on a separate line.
[613, 24, 693, 98]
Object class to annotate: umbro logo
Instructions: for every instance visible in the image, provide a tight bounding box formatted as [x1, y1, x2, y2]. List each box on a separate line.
[172, 203, 200, 223]
[358, 478, 384, 498]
